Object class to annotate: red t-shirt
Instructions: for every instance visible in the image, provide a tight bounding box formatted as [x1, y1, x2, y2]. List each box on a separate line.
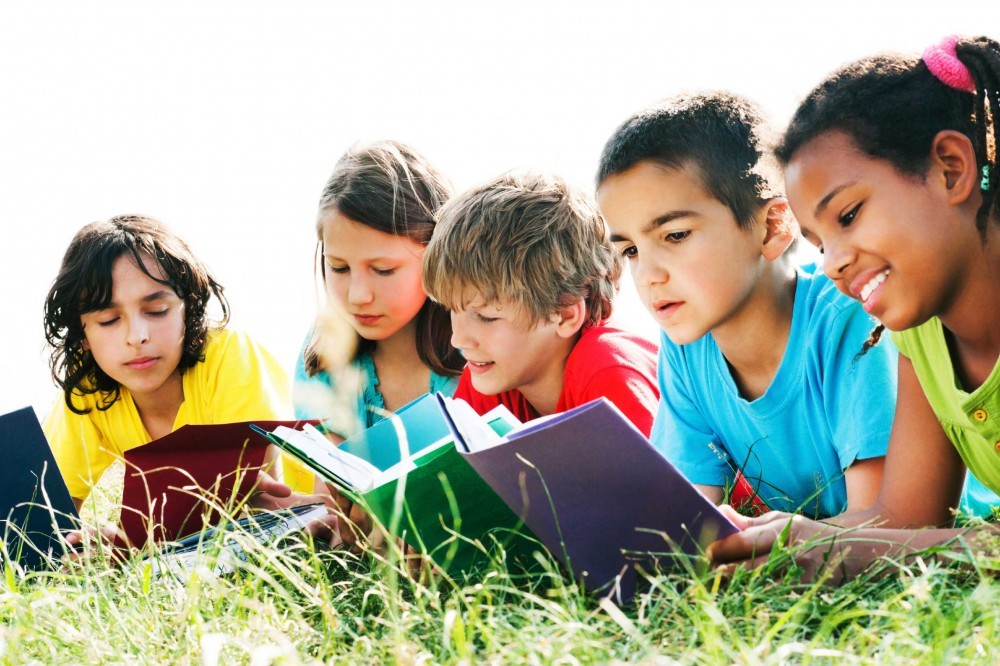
[452, 322, 659, 436]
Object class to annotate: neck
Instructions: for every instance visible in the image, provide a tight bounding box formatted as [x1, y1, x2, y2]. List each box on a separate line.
[517, 333, 579, 417]
[370, 317, 423, 372]
[711, 263, 797, 400]
[131, 369, 185, 437]
[937, 223, 1000, 387]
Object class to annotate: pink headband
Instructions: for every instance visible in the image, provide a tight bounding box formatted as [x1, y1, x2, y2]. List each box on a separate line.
[923, 35, 976, 93]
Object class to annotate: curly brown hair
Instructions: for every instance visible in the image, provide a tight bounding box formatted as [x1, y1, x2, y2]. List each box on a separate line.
[44, 215, 229, 414]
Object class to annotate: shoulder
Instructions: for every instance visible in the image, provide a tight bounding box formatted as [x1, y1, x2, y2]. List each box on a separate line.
[202, 328, 257, 359]
[567, 322, 657, 375]
[189, 328, 290, 397]
[430, 370, 461, 397]
[795, 263, 856, 320]
[889, 317, 943, 361]
[794, 264, 881, 352]
[200, 328, 286, 369]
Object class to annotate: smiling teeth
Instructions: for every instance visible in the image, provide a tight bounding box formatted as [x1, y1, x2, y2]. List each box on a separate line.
[860, 270, 889, 302]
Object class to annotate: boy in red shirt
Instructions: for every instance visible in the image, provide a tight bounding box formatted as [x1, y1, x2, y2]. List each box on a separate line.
[423, 170, 659, 435]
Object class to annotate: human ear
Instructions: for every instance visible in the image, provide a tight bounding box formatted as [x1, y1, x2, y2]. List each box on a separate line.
[760, 198, 796, 262]
[931, 130, 978, 205]
[554, 298, 587, 338]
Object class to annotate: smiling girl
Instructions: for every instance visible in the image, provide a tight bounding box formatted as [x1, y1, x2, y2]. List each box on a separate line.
[710, 36, 1000, 581]
[294, 141, 464, 435]
[43, 215, 312, 508]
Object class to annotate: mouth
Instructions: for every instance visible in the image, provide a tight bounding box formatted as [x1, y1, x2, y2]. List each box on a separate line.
[851, 269, 890, 310]
[466, 359, 494, 374]
[126, 356, 158, 370]
[353, 314, 383, 325]
[651, 299, 683, 319]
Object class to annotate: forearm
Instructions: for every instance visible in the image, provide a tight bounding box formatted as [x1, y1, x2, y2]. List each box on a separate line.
[822, 523, 1000, 578]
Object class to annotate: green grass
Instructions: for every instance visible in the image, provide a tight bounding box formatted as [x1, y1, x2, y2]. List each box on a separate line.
[2, 465, 998, 665]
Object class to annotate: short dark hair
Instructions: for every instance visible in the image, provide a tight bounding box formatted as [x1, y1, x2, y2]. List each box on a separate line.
[776, 35, 1000, 237]
[44, 215, 229, 414]
[597, 91, 783, 228]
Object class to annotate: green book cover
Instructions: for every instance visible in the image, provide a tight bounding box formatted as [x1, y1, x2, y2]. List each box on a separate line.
[256, 394, 537, 575]
[361, 442, 534, 574]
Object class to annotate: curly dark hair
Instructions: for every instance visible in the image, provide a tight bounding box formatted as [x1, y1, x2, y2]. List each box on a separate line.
[776, 35, 1000, 355]
[44, 215, 229, 414]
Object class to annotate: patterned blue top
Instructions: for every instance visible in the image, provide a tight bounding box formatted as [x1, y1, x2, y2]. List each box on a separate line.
[292, 336, 459, 437]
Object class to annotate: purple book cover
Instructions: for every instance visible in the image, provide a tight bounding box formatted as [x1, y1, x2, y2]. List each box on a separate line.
[453, 397, 738, 600]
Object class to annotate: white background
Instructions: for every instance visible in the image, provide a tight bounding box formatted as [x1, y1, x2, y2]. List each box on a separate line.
[1, 1, 994, 416]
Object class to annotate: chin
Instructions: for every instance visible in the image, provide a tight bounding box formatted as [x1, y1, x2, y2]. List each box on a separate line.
[662, 327, 704, 346]
[470, 376, 506, 397]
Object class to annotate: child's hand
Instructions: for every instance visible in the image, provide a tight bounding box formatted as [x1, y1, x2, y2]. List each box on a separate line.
[251, 470, 349, 549]
[62, 524, 132, 564]
[708, 509, 851, 584]
[324, 483, 373, 551]
[251, 470, 302, 511]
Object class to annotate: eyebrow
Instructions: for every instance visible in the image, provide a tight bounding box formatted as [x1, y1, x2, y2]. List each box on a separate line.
[102, 290, 175, 310]
[323, 253, 393, 263]
[813, 183, 855, 218]
[609, 210, 695, 243]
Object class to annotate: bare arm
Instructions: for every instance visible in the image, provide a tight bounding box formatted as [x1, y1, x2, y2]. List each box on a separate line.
[709, 506, 998, 584]
[696, 484, 724, 505]
[842, 456, 884, 513]
[708, 357, 973, 580]
[830, 356, 965, 528]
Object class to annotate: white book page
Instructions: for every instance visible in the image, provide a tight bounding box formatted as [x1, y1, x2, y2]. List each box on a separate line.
[441, 397, 505, 454]
[271, 425, 381, 492]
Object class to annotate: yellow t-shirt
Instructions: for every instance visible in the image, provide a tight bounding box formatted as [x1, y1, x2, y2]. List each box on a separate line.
[44, 328, 315, 500]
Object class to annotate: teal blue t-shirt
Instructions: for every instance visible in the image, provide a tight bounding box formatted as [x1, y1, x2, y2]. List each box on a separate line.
[292, 336, 459, 438]
[652, 263, 897, 518]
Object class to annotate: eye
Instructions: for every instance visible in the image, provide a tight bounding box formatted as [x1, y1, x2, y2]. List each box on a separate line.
[800, 230, 824, 255]
[373, 267, 396, 276]
[664, 230, 690, 243]
[838, 203, 862, 227]
[476, 313, 499, 324]
[327, 264, 349, 274]
[147, 308, 170, 317]
[620, 245, 637, 259]
[97, 317, 120, 328]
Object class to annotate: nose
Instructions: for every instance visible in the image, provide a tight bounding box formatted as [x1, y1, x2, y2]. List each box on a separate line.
[632, 254, 667, 288]
[126, 317, 150, 347]
[449, 312, 474, 350]
[346, 273, 374, 306]
[821, 239, 855, 281]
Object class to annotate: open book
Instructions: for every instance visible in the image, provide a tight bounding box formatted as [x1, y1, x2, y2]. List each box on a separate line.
[254, 394, 532, 574]
[440, 395, 739, 599]
[259, 394, 737, 599]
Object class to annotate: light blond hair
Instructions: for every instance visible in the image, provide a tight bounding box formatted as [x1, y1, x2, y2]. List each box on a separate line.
[423, 170, 621, 326]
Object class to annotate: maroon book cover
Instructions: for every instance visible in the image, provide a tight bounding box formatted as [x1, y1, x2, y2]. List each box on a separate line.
[120, 421, 295, 548]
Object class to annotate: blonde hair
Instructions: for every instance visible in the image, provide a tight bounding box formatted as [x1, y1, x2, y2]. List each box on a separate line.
[423, 170, 621, 326]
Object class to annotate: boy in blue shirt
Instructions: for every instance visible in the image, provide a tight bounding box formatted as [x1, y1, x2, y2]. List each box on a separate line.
[595, 92, 897, 518]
